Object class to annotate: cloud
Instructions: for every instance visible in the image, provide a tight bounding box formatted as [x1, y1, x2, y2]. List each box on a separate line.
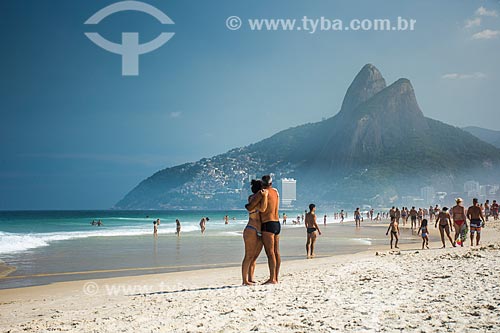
[476, 6, 498, 17]
[465, 17, 481, 28]
[472, 29, 500, 39]
[169, 111, 182, 118]
[441, 72, 486, 80]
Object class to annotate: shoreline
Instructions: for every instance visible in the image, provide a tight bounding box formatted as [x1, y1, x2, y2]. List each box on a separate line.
[0, 219, 412, 289]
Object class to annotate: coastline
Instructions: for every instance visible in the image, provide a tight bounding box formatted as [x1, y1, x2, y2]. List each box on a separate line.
[1, 220, 499, 331]
[0, 219, 408, 289]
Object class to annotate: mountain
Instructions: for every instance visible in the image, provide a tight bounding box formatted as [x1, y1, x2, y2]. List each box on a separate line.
[116, 65, 500, 209]
[463, 126, 500, 149]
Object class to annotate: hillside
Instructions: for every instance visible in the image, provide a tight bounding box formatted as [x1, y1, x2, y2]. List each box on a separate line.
[464, 126, 500, 149]
[116, 65, 500, 209]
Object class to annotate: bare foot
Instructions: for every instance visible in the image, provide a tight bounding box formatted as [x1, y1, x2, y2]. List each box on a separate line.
[263, 279, 278, 285]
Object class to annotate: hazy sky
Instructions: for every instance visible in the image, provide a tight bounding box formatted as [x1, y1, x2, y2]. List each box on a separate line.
[1, 0, 499, 209]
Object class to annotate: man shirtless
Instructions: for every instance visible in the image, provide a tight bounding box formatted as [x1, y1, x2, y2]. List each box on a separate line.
[354, 208, 361, 228]
[484, 200, 491, 222]
[467, 198, 485, 246]
[389, 207, 396, 222]
[409, 207, 418, 230]
[492, 200, 499, 221]
[305, 204, 321, 258]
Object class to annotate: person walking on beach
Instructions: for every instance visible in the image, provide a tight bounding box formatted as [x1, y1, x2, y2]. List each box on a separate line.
[417, 218, 430, 249]
[283, 213, 287, 225]
[305, 204, 322, 258]
[467, 198, 486, 246]
[242, 179, 268, 285]
[354, 208, 361, 227]
[492, 200, 499, 221]
[340, 210, 345, 223]
[410, 207, 418, 230]
[176, 219, 181, 237]
[401, 208, 408, 226]
[386, 218, 400, 249]
[259, 175, 281, 284]
[199, 217, 208, 234]
[451, 198, 467, 247]
[418, 208, 424, 225]
[323, 214, 327, 226]
[435, 207, 455, 248]
[389, 207, 396, 222]
[485, 200, 491, 222]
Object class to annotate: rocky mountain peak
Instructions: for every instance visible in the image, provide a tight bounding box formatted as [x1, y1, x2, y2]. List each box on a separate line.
[340, 64, 387, 114]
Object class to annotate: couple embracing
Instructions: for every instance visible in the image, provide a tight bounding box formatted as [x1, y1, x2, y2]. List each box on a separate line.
[241, 175, 281, 285]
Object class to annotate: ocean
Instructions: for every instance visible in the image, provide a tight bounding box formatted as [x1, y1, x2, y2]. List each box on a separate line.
[0, 210, 419, 289]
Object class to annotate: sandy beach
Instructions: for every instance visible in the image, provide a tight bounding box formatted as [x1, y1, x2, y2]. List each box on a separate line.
[1, 220, 499, 332]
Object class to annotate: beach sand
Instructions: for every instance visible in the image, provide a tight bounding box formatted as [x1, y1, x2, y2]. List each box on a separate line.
[1, 220, 499, 332]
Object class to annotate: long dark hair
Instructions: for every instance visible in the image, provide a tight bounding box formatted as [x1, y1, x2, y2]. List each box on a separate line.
[251, 179, 263, 194]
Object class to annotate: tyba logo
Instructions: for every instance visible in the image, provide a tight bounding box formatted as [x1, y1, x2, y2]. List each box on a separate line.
[84, 1, 175, 76]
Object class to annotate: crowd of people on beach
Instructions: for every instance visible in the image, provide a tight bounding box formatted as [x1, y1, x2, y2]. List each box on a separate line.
[138, 181, 497, 287]
[385, 197, 496, 250]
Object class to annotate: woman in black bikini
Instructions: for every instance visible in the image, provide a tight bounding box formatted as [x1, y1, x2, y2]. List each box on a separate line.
[242, 180, 268, 285]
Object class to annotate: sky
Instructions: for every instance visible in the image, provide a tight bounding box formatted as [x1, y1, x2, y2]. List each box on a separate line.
[0, 0, 499, 210]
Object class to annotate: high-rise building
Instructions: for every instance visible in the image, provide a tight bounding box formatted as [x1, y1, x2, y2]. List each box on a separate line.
[280, 178, 297, 208]
[420, 186, 435, 205]
[464, 181, 480, 197]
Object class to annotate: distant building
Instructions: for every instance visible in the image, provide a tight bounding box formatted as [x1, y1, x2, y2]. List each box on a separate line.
[420, 186, 435, 205]
[280, 178, 297, 208]
[464, 181, 480, 197]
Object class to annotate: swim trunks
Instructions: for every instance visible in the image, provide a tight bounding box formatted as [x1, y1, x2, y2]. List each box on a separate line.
[261, 221, 281, 235]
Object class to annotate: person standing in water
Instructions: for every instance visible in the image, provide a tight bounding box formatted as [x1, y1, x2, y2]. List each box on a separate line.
[305, 204, 322, 258]
[242, 180, 268, 285]
[435, 207, 455, 248]
[153, 220, 158, 238]
[176, 219, 181, 237]
[354, 208, 361, 228]
[282, 213, 287, 225]
[323, 214, 327, 226]
[259, 175, 280, 285]
[199, 217, 209, 234]
[467, 198, 486, 246]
